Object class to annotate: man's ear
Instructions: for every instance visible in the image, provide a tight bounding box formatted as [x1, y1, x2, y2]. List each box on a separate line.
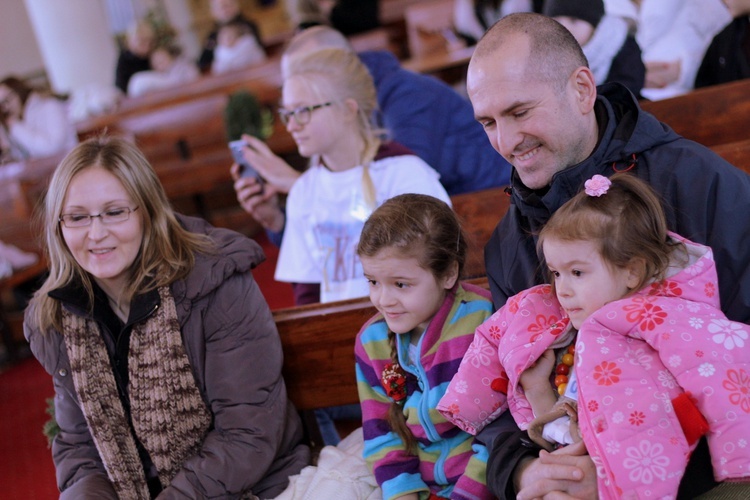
[442, 261, 460, 290]
[571, 66, 597, 113]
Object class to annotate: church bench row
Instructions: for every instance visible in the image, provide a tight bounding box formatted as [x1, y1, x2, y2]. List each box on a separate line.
[640, 78, 750, 148]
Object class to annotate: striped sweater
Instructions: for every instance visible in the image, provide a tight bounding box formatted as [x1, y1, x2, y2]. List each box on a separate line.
[355, 283, 495, 500]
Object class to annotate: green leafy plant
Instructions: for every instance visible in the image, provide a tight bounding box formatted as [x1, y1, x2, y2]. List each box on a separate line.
[43, 397, 59, 448]
[224, 90, 274, 142]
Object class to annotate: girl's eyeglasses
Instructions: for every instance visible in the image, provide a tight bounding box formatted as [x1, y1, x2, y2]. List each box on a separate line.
[278, 102, 333, 126]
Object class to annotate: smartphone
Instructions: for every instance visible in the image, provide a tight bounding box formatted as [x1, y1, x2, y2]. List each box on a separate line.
[229, 140, 263, 181]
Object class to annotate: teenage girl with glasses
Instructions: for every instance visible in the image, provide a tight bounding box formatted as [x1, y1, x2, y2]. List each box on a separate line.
[238, 47, 450, 306]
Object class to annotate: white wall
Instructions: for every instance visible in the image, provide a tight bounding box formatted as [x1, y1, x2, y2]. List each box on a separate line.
[0, 0, 45, 81]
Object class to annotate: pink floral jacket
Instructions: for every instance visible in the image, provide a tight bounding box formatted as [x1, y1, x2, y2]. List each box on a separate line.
[438, 235, 750, 499]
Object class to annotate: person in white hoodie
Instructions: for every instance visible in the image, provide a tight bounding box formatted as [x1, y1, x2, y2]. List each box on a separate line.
[127, 45, 200, 98]
[637, 0, 733, 100]
[211, 19, 267, 74]
[544, 0, 645, 98]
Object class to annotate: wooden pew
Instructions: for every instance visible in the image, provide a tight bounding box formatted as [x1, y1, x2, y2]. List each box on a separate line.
[712, 138, 750, 172]
[75, 27, 397, 144]
[452, 186, 510, 278]
[640, 79, 750, 148]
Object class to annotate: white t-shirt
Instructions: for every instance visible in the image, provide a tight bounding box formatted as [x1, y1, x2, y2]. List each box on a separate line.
[275, 154, 451, 303]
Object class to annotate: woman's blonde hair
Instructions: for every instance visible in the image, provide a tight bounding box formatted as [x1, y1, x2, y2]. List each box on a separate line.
[30, 135, 213, 332]
[284, 47, 382, 208]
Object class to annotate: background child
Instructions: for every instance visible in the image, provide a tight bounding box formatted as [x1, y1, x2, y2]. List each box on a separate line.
[543, 0, 645, 98]
[439, 173, 750, 498]
[355, 193, 495, 500]
[127, 44, 199, 97]
[211, 19, 266, 74]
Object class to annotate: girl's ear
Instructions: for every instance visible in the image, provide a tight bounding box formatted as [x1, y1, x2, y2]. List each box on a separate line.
[441, 261, 460, 290]
[343, 97, 359, 122]
[625, 258, 646, 290]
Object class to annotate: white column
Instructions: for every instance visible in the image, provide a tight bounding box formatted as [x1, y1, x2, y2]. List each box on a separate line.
[23, 0, 118, 94]
[162, 0, 201, 61]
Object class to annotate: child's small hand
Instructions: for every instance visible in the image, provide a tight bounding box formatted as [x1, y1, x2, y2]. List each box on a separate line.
[520, 349, 555, 391]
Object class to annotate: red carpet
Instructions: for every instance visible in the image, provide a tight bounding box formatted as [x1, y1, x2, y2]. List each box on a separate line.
[251, 230, 295, 310]
[0, 357, 57, 499]
[0, 232, 294, 497]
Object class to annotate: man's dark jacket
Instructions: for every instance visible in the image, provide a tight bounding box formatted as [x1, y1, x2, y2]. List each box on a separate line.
[481, 82, 750, 498]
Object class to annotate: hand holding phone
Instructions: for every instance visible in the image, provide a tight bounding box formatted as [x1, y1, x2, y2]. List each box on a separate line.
[229, 140, 264, 181]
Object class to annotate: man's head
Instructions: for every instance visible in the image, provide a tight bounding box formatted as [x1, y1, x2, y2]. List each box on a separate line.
[468, 13, 599, 190]
[281, 26, 353, 79]
[210, 0, 242, 23]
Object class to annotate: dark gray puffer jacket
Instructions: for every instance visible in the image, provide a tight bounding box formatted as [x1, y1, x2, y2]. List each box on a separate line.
[25, 214, 310, 499]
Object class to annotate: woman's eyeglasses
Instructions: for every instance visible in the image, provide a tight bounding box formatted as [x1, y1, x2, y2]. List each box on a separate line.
[278, 102, 333, 126]
[59, 206, 139, 228]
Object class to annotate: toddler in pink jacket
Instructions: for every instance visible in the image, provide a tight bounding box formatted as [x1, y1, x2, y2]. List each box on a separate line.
[438, 173, 750, 499]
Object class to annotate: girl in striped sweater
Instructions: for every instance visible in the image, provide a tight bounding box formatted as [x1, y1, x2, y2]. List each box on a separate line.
[354, 194, 495, 500]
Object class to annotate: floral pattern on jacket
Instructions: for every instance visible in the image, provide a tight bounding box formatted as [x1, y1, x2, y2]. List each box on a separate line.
[576, 234, 750, 498]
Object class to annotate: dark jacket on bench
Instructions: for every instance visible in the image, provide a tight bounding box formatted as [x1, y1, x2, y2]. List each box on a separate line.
[482, 82, 750, 498]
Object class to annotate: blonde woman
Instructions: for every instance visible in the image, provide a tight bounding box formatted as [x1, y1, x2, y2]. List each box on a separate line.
[24, 136, 309, 499]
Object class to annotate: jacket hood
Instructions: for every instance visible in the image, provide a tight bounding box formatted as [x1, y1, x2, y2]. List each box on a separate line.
[171, 214, 265, 305]
[510, 83, 681, 229]
[659, 233, 718, 308]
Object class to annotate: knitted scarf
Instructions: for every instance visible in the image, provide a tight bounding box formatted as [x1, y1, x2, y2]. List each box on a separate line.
[62, 286, 212, 499]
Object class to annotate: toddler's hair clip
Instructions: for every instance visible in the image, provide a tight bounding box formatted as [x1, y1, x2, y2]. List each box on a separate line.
[584, 174, 611, 197]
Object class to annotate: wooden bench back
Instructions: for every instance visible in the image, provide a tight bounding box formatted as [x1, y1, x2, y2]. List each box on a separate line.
[712, 138, 750, 173]
[451, 186, 510, 278]
[640, 79, 750, 148]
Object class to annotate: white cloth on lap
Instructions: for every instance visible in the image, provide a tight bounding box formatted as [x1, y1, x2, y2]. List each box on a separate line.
[271, 427, 381, 500]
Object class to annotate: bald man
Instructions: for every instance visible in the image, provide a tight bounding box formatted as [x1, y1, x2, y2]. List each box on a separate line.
[468, 12, 750, 500]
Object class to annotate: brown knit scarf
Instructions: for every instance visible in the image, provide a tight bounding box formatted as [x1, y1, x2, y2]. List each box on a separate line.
[63, 286, 212, 499]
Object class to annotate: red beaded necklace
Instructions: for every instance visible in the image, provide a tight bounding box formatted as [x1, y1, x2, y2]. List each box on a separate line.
[554, 344, 576, 396]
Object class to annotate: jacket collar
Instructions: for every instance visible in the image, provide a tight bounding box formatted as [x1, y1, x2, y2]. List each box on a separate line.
[49, 279, 160, 325]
